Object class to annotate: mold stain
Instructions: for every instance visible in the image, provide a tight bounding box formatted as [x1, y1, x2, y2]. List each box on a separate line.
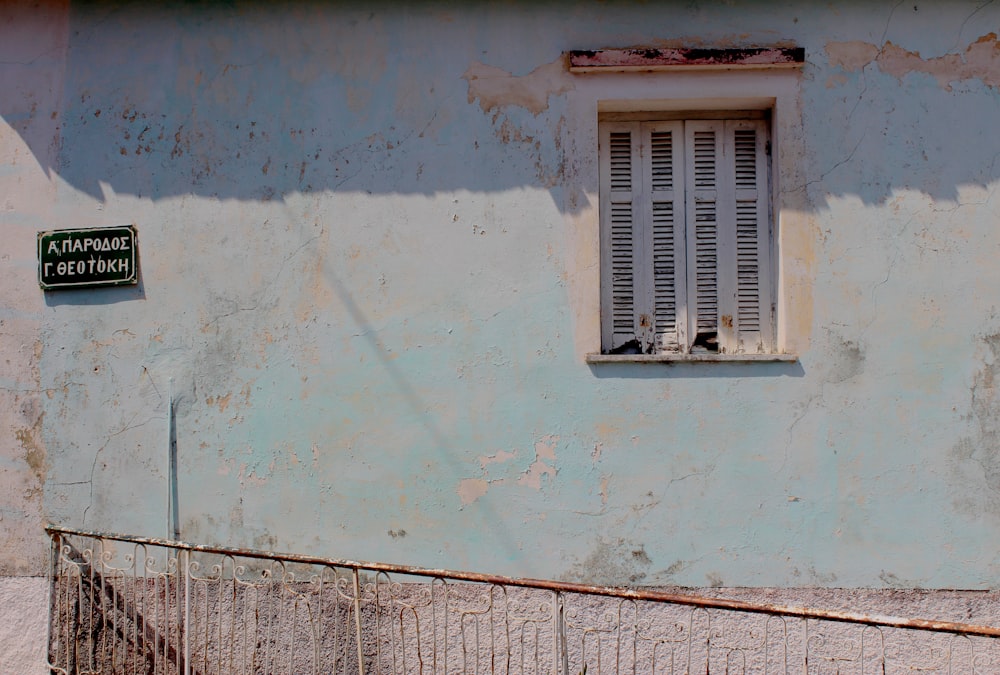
[950, 334, 1000, 519]
[15, 420, 47, 489]
[827, 33, 1000, 91]
[826, 332, 865, 384]
[662, 559, 688, 576]
[206, 392, 233, 413]
[563, 537, 652, 585]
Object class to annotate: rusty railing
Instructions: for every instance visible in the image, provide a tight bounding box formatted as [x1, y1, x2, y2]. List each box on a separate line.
[47, 525, 1000, 674]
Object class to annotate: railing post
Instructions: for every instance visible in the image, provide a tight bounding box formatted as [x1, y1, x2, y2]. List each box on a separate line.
[802, 618, 809, 675]
[354, 567, 365, 675]
[45, 531, 59, 674]
[182, 549, 191, 675]
[557, 590, 568, 675]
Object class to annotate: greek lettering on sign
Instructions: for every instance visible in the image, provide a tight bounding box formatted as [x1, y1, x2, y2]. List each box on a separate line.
[47, 235, 131, 255]
[37, 225, 138, 290]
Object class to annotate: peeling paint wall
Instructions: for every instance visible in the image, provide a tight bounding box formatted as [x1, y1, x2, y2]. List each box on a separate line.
[1, 0, 66, 580]
[7, 2, 1000, 633]
[0, 3, 68, 671]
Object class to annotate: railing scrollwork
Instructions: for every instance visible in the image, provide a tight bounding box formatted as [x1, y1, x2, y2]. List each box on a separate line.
[47, 526, 1000, 674]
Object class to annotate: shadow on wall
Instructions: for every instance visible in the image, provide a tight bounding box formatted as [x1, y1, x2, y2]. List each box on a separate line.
[4, 1, 1000, 210]
[4, 1, 576, 208]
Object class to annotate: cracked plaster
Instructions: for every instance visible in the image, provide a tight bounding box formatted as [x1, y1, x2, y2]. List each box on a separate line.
[5, 0, 1000, 604]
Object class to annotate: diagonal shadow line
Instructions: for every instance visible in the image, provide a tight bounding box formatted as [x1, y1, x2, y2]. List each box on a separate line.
[309, 219, 522, 566]
[53, 538, 198, 675]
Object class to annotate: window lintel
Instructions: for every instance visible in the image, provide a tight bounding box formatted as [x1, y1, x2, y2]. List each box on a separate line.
[569, 47, 805, 73]
[586, 352, 798, 364]
[598, 108, 770, 123]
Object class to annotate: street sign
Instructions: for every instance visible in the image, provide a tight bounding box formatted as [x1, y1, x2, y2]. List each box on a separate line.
[38, 225, 138, 290]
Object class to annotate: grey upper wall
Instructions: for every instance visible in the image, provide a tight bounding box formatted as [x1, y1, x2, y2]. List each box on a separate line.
[4, 0, 1000, 207]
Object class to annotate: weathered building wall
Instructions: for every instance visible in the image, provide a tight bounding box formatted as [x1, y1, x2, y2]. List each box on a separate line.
[6, 2, 1000, 668]
[0, 2, 68, 673]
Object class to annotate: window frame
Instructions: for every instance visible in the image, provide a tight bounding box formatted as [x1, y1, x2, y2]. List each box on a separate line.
[597, 110, 778, 358]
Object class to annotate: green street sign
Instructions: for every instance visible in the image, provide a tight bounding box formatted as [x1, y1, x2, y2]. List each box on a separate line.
[38, 225, 138, 290]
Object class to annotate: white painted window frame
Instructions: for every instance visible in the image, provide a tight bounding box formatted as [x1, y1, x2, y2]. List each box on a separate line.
[567, 66, 804, 364]
[598, 112, 776, 357]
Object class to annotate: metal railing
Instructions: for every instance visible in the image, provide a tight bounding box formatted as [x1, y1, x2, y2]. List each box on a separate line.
[47, 525, 1000, 674]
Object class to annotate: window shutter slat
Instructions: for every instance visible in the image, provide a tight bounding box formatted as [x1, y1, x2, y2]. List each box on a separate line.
[609, 130, 636, 345]
[736, 200, 760, 333]
[685, 123, 723, 351]
[644, 123, 686, 352]
[610, 202, 636, 342]
[692, 131, 718, 190]
[600, 124, 644, 352]
[609, 132, 633, 193]
[735, 118, 761, 334]
[727, 121, 772, 352]
[652, 202, 679, 350]
[694, 201, 718, 333]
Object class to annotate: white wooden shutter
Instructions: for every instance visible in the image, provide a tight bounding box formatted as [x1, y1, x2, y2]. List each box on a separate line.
[602, 116, 773, 355]
[684, 121, 723, 351]
[682, 119, 773, 354]
[725, 119, 772, 353]
[600, 123, 647, 352]
[641, 122, 687, 352]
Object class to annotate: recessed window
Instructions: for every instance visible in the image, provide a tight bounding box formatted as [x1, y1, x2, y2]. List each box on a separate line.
[598, 111, 774, 356]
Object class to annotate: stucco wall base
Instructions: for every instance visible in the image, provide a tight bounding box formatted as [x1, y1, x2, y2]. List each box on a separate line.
[684, 586, 1000, 627]
[44, 576, 1000, 674]
[0, 577, 48, 675]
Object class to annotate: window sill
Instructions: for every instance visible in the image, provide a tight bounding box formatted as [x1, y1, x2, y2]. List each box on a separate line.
[586, 352, 798, 364]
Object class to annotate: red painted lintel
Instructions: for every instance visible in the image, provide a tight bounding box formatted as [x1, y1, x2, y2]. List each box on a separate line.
[569, 47, 805, 72]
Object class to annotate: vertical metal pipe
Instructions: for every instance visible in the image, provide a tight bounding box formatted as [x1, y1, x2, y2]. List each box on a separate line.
[165, 377, 181, 541]
[167, 377, 173, 539]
